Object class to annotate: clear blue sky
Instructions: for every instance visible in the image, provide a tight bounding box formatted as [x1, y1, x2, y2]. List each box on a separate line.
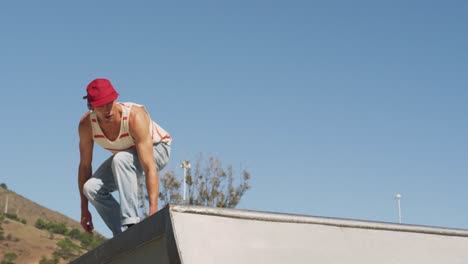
[1, 1, 467, 238]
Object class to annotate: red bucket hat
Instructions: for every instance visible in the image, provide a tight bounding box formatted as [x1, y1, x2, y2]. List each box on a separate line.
[84, 78, 119, 107]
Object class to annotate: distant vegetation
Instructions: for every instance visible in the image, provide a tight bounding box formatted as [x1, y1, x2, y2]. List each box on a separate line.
[0, 182, 105, 263]
[0, 217, 19, 242]
[35, 218, 106, 250]
[39, 237, 84, 263]
[39, 256, 58, 264]
[3, 213, 26, 225]
[0, 215, 106, 263]
[34, 218, 107, 263]
[159, 155, 251, 208]
[0, 221, 4, 241]
[1, 252, 17, 264]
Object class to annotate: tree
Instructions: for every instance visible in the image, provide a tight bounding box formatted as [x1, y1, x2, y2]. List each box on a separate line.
[0, 183, 7, 190]
[158, 170, 182, 206]
[158, 155, 251, 208]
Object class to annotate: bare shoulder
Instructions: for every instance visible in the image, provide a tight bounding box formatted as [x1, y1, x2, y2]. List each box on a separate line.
[129, 105, 151, 139]
[129, 105, 150, 125]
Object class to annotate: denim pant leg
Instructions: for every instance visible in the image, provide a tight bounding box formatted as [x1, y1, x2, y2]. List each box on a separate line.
[83, 156, 122, 236]
[113, 142, 171, 226]
[84, 142, 171, 236]
[154, 142, 171, 171]
[111, 149, 144, 227]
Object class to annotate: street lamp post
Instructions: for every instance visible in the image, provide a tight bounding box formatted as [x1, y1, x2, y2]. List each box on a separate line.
[395, 193, 402, 224]
[180, 160, 191, 204]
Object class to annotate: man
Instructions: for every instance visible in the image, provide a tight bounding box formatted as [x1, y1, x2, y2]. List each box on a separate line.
[78, 78, 171, 236]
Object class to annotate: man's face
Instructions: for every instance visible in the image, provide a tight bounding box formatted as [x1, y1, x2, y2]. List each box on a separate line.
[94, 101, 117, 122]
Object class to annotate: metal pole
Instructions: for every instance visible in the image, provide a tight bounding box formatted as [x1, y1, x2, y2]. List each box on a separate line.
[395, 193, 402, 224]
[183, 165, 187, 202]
[180, 161, 191, 204]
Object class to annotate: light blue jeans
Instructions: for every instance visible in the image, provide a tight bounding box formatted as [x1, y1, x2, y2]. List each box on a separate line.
[83, 142, 171, 236]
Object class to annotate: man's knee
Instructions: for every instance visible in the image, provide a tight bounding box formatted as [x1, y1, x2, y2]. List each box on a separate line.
[111, 151, 134, 168]
[83, 178, 100, 199]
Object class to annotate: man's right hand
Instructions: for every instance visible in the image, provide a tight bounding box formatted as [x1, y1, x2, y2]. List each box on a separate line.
[81, 209, 94, 233]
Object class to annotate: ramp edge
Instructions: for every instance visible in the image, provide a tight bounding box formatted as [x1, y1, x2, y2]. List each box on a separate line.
[169, 205, 468, 238]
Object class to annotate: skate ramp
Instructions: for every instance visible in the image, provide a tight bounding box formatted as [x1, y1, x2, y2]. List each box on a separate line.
[72, 205, 468, 264]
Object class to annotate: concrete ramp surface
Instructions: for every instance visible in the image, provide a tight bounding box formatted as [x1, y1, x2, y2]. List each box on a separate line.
[72, 205, 468, 264]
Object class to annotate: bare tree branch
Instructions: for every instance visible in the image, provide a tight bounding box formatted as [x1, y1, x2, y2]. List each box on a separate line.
[157, 155, 251, 209]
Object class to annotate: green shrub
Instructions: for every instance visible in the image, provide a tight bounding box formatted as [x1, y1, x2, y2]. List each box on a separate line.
[35, 219, 69, 235]
[1, 252, 17, 264]
[3, 213, 26, 224]
[4, 213, 19, 221]
[50, 223, 68, 235]
[79, 232, 106, 250]
[39, 256, 59, 264]
[53, 238, 82, 260]
[68, 228, 81, 240]
[35, 219, 48, 230]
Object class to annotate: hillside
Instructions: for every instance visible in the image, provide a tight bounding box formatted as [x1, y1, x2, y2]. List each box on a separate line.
[0, 186, 106, 264]
[0, 188, 82, 232]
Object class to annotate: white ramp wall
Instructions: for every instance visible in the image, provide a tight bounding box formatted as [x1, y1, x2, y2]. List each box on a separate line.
[72, 205, 468, 264]
[171, 206, 468, 264]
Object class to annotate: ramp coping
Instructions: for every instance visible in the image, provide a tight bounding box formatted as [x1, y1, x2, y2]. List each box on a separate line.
[170, 205, 468, 238]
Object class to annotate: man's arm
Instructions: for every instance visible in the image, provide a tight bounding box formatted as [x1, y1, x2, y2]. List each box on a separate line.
[78, 113, 94, 233]
[130, 107, 159, 215]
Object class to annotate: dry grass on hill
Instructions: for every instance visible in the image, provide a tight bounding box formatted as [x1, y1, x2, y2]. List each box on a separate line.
[0, 186, 106, 264]
[0, 187, 82, 232]
[0, 219, 72, 264]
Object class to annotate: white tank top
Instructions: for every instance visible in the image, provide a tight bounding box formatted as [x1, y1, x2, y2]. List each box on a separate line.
[90, 102, 171, 154]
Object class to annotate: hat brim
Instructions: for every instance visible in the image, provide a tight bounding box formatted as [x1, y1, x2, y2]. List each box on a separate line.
[89, 92, 119, 108]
